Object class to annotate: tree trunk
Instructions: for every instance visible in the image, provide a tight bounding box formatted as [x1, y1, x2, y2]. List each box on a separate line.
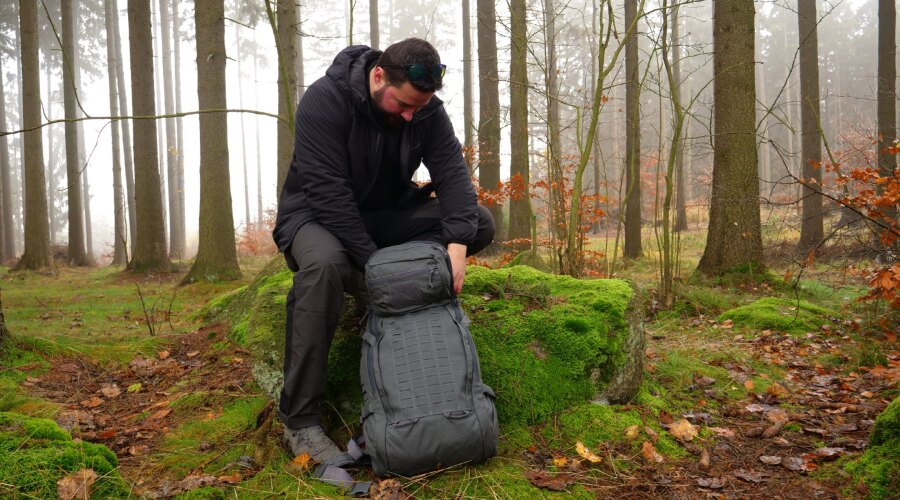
[105, 0, 128, 265]
[184, 0, 240, 284]
[128, 0, 169, 272]
[151, 1, 168, 246]
[254, 29, 264, 227]
[237, 31, 251, 230]
[45, 66, 58, 247]
[507, 0, 531, 244]
[877, 0, 896, 175]
[797, 0, 824, 253]
[544, 0, 563, 264]
[623, 0, 642, 259]
[157, 0, 182, 259]
[62, 0, 89, 266]
[0, 63, 14, 262]
[296, 0, 305, 102]
[17, 0, 53, 270]
[697, 1, 764, 275]
[276, 0, 297, 197]
[673, 6, 688, 232]
[369, 0, 379, 48]
[172, 0, 186, 261]
[462, 0, 474, 173]
[477, 0, 502, 241]
[112, 0, 138, 250]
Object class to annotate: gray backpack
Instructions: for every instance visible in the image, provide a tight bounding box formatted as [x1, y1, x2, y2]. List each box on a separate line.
[360, 241, 498, 476]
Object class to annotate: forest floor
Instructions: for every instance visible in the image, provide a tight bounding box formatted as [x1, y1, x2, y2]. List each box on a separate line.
[1, 224, 898, 499]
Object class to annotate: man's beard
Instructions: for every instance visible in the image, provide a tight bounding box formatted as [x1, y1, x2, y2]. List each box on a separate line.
[372, 87, 404, 128]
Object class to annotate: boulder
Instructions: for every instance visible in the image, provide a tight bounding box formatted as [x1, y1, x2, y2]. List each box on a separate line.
[204, 259, 643, 426]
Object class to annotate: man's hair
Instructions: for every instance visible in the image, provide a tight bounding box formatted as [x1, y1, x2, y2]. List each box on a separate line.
[376, 38, 443, 92]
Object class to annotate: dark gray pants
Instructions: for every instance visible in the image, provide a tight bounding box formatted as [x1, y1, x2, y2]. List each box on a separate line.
[279, 200, 495, 428]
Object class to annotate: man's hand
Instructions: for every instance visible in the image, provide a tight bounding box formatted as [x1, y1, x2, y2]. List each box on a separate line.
[447, 243, 467, 295]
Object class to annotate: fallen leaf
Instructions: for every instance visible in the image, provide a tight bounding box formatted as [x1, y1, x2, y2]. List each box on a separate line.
[720, 319, 734, 329]
[659, 410, 674, 425]
[860, 391, 875, 398]
[803, 427, 828, 437]
[575, 441, 602, 463]
[732, 469, 767, 483]
[694, 375, 716, 386]
[766, 382, 789, 398]
[231, 357, 244, 364]
[641, 441, 664, 464]
[289, 453, 312, 470]
[759, 455, 782, 465]
[810, 447, 845, 461]
[668, 419, 699, 442]
[57, 469, 97, 500]
[782, 457, 807, 472]
[695, 477, 726, 489]
[644, 426, 659, 443]
[766, 409, 789, 424]
[148, 409, 171, 420]
[746, 403, 776, 413]
[97, 429, 117, 440]
[218, 473, 241, 484]
[551, 456, 568, 467]
[127, 383, 142, 393]
[744, 380, 756, 391]
[174, 475, 217, 491]
[699, 448, 711, 469]
[762, 421, 786, 439]
[157, 350, 170, 360]
[524, 471, 571, 492]
[100, 384, 121, 399]
[708, 427, 735, 438]
[187, 351, 200, 358]
[624, 425, 640, 440]
[80, 397, 103, 408]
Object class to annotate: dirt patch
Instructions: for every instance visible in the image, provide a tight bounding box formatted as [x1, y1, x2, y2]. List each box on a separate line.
[28, 323, 257, 483]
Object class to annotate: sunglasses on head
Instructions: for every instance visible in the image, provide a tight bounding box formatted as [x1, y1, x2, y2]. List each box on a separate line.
[380, 63, 447, 82]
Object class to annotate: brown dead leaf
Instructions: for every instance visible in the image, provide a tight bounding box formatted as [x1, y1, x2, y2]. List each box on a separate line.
[80, 397, 103, 408]
[97, 429, 117, 440]
[659, 410, 675, 425]
[860, 391, 875, 398]
[148, 409, 171, 420]
[524, 471, 571, 492]
[766, 382, 789, 398]
[720, 319, 734, 329]
[762, 421, 786, 439]
[732, 469, 768, 483]
[100, 384, 121, 399]
[157, 350, 170, 360]
[624, 425, 640, 440]
[694, 375, 716, 386]
[218, 473, 241, 484]
[708, 427, 735, 438]
[744, 380, 756, 391]
[289, 453, 313, 471]
[641, 441, 664, 464]
[699, 448, 711, 469]
[644, 426, 659, 443]
[668, 419, 699, 442]
[696, 477, 726, 490]
[187, 350, 200, 358]
[575, 441, 602, 463]
[766, 409, 789, 424]
[782, 457, 807, 472]
[57, 468, 97, 500]
[551, 456, 568, 468]
[809, 447, 845, 461]
[759, 455, 782, 465]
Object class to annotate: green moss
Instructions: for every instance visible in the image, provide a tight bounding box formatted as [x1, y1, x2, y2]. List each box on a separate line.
[0, 411, 129, 498]
[842, 397, 900, 499]
[673, 284, 741, 315]
[718, 297, 837, 334]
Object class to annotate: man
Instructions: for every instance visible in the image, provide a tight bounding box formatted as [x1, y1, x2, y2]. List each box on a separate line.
[273, 38, 495, 464]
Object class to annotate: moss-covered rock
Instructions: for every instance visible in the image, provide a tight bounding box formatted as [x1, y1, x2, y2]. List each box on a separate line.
[0, 411, 129, 498]
[718, 297, 836, 334]
[204, 259, 642, 427]
[843, 397, 900, 499]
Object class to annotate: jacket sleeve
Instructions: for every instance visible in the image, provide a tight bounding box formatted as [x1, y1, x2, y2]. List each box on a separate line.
[294, 84, 378, 268]
[421, 106, 479, 246]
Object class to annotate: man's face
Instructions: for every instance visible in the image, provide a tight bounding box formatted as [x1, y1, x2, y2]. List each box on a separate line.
[371, 67, 434, 125]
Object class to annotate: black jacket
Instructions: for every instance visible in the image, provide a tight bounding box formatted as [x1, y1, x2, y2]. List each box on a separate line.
[273, 46, 478, 270]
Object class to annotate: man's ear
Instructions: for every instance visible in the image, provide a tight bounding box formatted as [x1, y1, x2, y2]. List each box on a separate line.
[372, 66, 385, 86]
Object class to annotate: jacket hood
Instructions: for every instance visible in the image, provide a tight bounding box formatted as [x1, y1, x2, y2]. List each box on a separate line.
[325, 45, 443, 121]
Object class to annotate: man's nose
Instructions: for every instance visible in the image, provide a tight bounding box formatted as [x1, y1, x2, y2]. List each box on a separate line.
[402, 109, 416, 122]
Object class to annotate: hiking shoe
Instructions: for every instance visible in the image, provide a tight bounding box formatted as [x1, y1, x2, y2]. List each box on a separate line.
[283, 425, 347, 464]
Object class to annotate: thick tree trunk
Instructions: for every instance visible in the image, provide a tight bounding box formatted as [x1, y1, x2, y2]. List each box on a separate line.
[112, 0, 138, 249]
[877, 0, 896, 175]
[797, 0, 824, 253]
[151, 1, 168, 246]
[184, 0, 240, 284]
[128, 0, 169, 272]
[17, 0, 53, 270]
[462, 0, 474, 173]
[0, 65, 13, 262]
[106, 0, 127, 265]
[544, 0, 563, 262]
[158, 0, 182, 259]
[623, 0, 642, 259]
[369, 0, 379, 48]
[697, 1, 764, 275]
[276, 0, 297, 197]
[507, 0, 531, 244]
[62, 0, 89, 266]
[477, 0, 502, 240]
